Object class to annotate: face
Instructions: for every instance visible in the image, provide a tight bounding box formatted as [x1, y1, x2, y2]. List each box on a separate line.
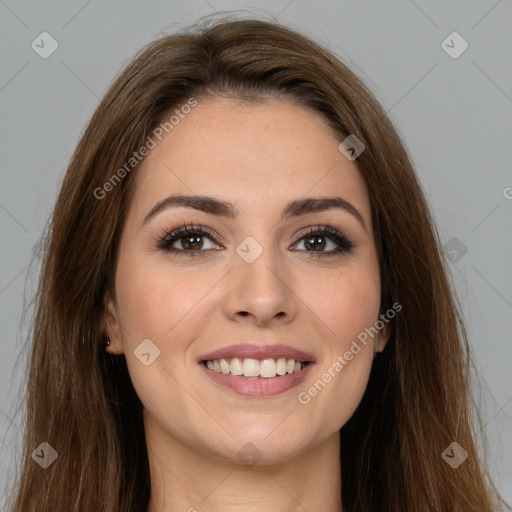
[104, 96, 389, 465]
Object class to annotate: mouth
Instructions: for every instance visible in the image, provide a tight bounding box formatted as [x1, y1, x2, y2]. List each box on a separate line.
[198, 343, 316, 397]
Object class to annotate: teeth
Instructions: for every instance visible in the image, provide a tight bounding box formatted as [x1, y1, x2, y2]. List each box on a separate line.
[219, 358, 230, 374]
[260, 359, 276, 378]
[230, 357, 243, 375]
[204, 357, 307, 377]
[243, 358, 260, 377]
[276, 357, 287, 375]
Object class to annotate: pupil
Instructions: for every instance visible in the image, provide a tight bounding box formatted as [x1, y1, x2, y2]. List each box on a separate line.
[306, 236, 325, 251]
[183, 235, 202, 250]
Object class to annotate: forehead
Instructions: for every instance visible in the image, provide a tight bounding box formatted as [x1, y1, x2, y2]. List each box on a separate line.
[130, 96, 371, 224]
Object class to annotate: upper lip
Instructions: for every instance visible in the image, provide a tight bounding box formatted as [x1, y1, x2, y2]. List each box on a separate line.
[199, 343, 316, 363]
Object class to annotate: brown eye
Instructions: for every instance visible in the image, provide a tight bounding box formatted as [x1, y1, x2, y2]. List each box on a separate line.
[291, 226, 354, 257]
[157, 224, 221, 257]
[178, 233, 204, 250]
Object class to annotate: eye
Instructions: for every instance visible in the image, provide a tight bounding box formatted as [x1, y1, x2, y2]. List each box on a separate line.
[156, 223, 221, 257]
[291, 225, 354, 257]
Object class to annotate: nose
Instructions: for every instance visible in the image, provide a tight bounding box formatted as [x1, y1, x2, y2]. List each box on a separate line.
[223, 240, 298, 327]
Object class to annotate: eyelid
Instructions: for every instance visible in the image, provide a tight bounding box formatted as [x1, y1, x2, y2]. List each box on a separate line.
[154, 222, 220, 252]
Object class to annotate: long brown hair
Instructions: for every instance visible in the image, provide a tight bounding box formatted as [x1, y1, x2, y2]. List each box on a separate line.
[5, 15, 507, 511]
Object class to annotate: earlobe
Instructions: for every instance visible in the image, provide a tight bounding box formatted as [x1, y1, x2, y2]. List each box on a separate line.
[104, 337, 121, 355]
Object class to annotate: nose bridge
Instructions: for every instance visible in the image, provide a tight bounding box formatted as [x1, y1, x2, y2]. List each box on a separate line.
[236, 233, 288, 293]
[225, 233, 295, 323]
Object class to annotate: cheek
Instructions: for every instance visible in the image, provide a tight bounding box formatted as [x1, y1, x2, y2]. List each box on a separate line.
[113, 253, 210, 415]
[115, 252, 213, 344]
[297, 265, 380, 423]
[307, 263, 381, 346]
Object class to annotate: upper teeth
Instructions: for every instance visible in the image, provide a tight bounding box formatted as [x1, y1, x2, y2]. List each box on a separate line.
[205, 357, 306, 378]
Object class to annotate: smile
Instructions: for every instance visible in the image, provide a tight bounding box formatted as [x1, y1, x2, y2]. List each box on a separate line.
[200, 358, 314, 398]
[203, 357, 309, 377]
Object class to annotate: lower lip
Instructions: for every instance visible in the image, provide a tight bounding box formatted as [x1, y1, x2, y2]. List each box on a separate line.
[200, 362, 314, 397]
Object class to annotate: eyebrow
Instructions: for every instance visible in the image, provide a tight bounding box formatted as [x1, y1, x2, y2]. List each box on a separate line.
[142, 193, 367, 231]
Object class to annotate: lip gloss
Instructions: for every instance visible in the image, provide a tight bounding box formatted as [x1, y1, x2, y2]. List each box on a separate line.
[200, 362, 314, 398]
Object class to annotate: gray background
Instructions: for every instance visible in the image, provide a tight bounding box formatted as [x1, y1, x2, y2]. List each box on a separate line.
[1, 0, 511, 507]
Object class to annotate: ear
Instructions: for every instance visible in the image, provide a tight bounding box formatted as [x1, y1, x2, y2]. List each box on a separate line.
[100, 290, 124, 355]
[375, 318, 392, 353]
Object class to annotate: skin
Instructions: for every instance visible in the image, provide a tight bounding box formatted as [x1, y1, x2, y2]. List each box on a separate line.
[103, 96, 390, 512]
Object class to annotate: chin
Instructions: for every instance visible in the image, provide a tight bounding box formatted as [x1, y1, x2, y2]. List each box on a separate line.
[205, 429, 312, 467]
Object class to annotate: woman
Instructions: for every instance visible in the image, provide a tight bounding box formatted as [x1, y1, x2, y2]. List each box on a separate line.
[6, 16, 507, 512]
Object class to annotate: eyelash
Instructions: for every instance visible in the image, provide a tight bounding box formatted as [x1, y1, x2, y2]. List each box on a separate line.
[155, 222, 355, 258]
